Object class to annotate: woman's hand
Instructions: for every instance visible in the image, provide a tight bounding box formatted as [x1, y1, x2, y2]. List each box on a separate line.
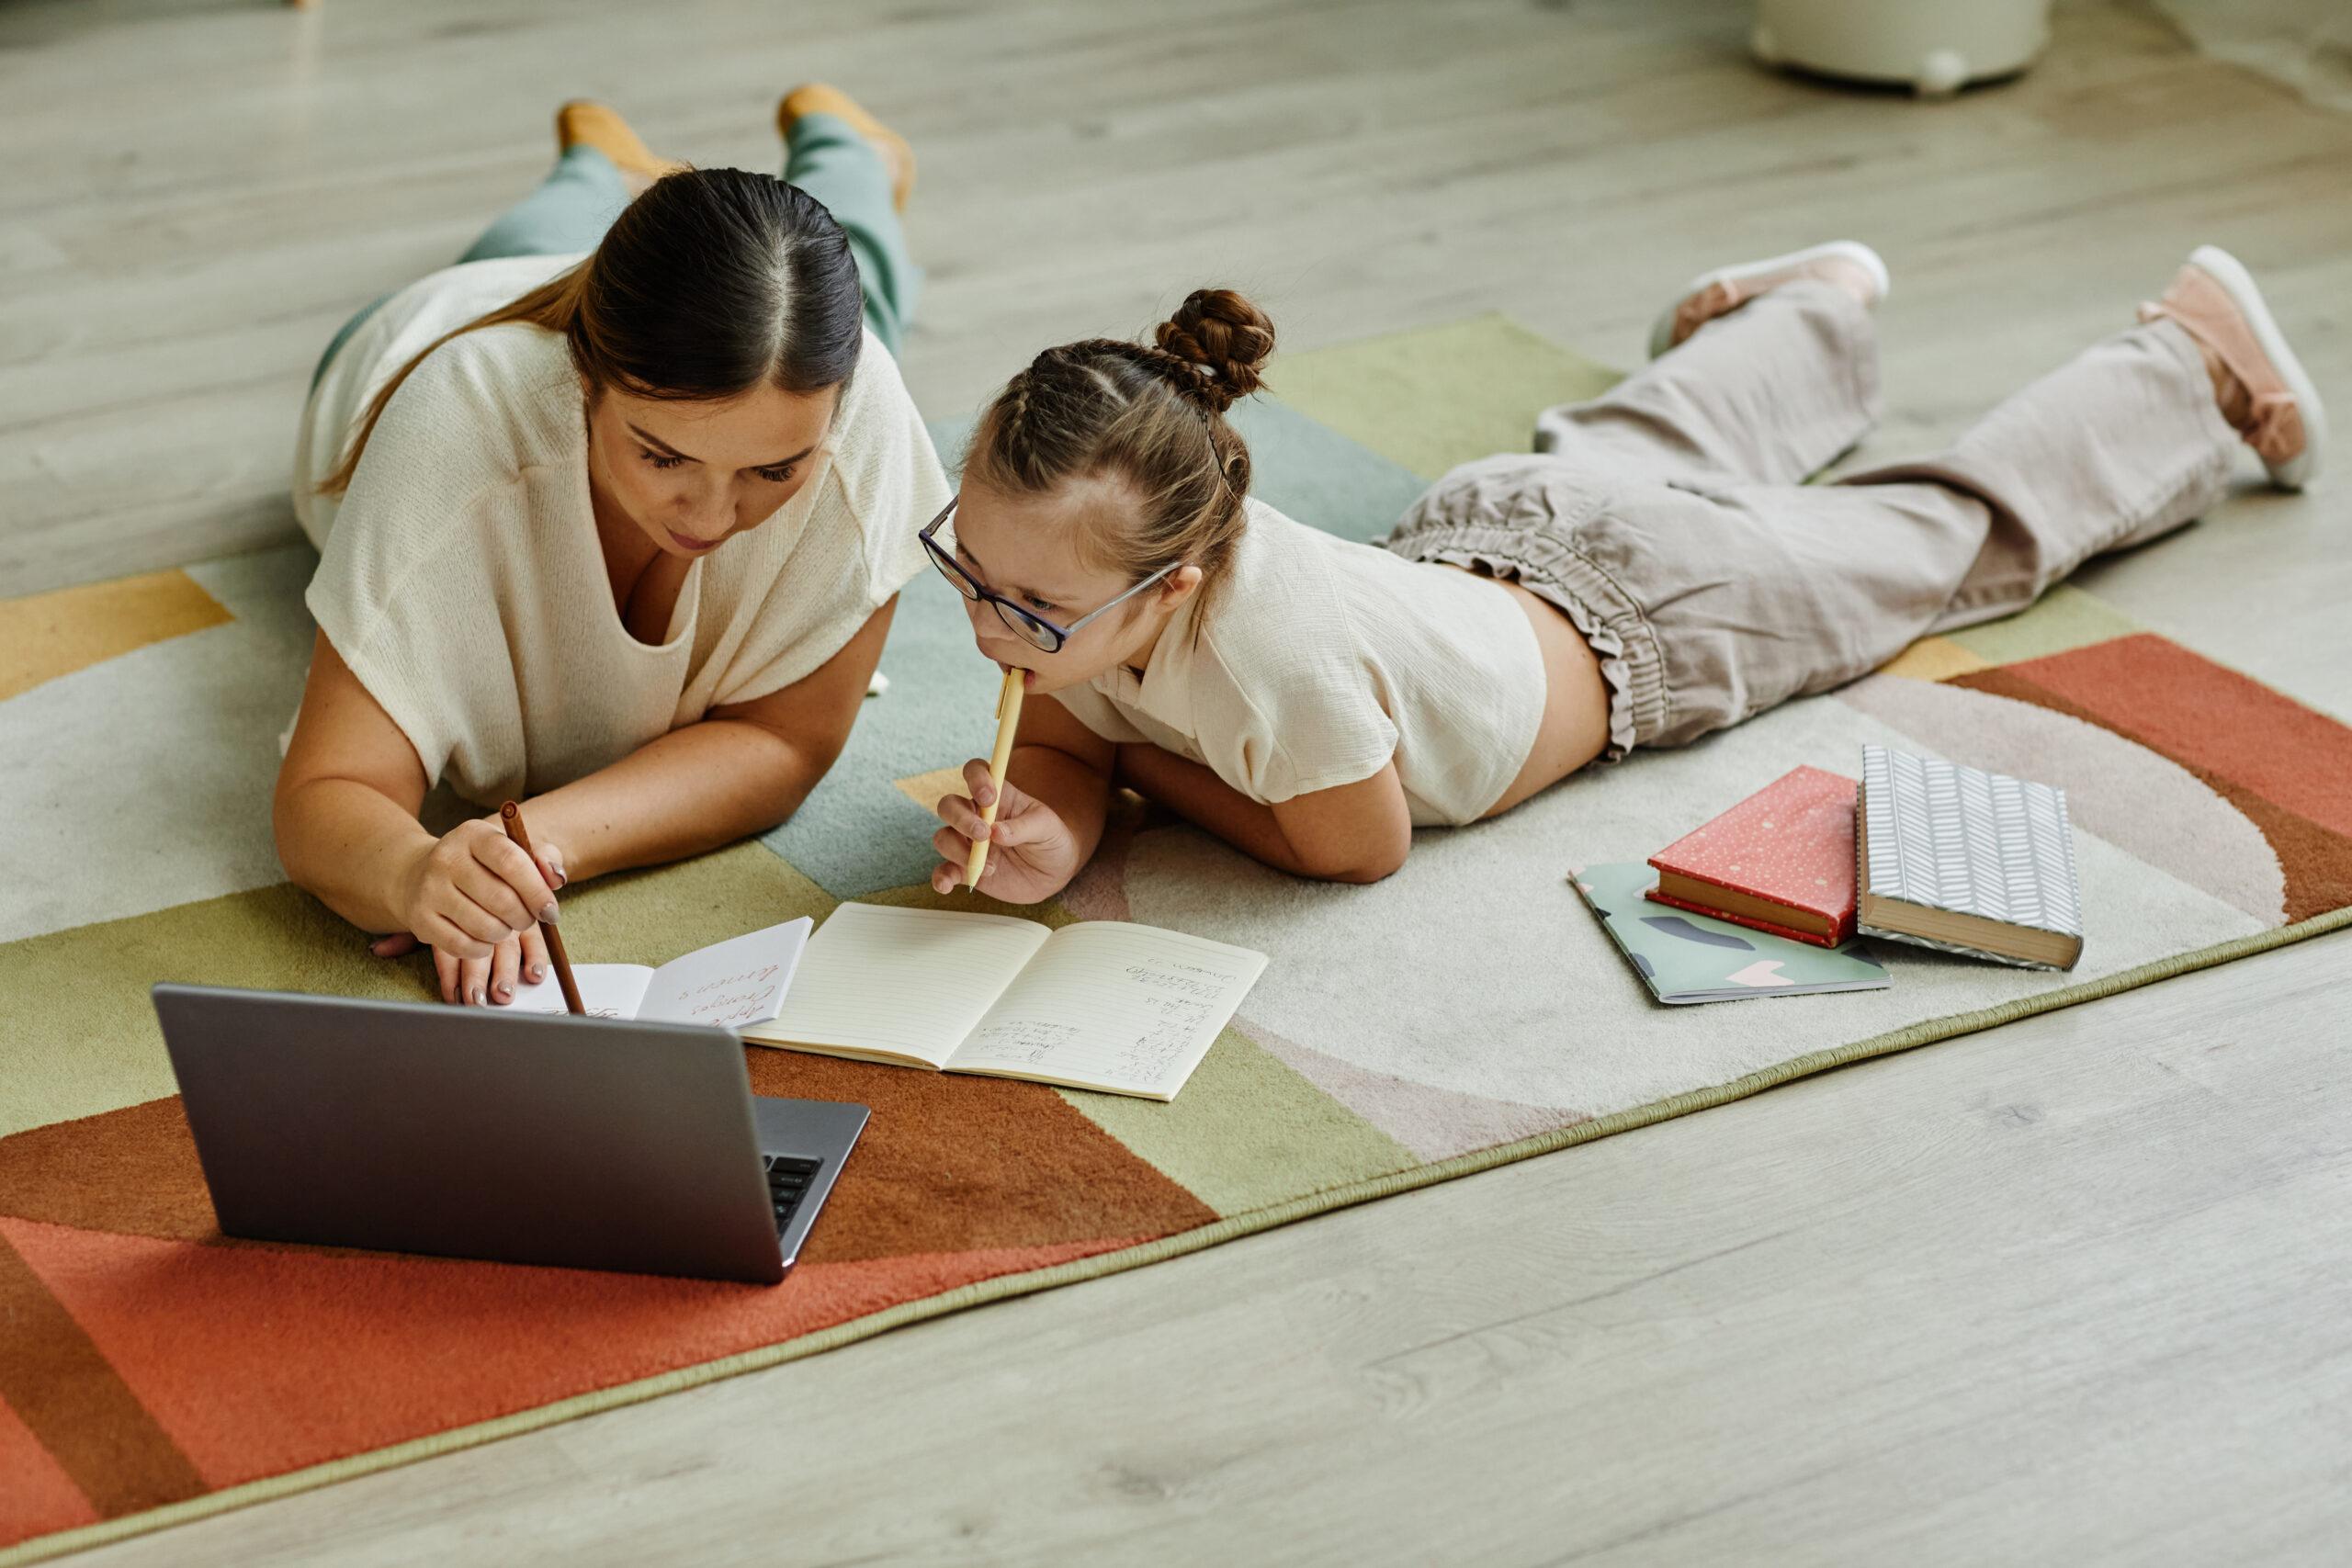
[384, 818, 567, 1006]
[930, 757, 1088, 904]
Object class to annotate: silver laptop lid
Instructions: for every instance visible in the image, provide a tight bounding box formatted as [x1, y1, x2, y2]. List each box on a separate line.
[153, 984, 795, 1284]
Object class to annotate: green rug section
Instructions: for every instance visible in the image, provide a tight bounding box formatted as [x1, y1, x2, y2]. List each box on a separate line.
[1226, 397, 1429, 546]
[1946, 583, 2143, 663]
[0, 844, 828, 1140]
[1268, 312, 1624, 479]
[0, 883, 431, 1139]
[555, 841, 835, 964]
[1056, 1028, 1418, 1219]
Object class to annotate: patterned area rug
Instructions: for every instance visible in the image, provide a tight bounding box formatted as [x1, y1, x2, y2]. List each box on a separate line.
[4, 316, 2347, 1564]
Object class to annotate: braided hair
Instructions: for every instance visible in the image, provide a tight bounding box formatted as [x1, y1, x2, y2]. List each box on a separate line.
[965, 288, 1276, 623]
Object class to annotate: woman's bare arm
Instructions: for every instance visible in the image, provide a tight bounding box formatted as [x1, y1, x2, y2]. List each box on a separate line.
[1114, 743, 1412, 883]
[274, 596, 898, 1001]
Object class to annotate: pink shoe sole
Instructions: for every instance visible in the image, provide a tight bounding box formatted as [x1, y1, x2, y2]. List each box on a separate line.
[1648, 240, 1890, 359]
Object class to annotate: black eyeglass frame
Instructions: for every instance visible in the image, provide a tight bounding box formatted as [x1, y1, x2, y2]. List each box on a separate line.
[918, 499, 1182, 655]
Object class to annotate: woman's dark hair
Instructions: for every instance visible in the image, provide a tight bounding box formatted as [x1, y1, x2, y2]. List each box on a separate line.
[965, 288, 1275, 620]
[322, 167, 864, 495]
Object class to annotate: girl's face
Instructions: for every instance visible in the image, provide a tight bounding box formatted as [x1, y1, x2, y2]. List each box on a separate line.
[585, 381, 837, 558]
[947, 476, 1203, 694]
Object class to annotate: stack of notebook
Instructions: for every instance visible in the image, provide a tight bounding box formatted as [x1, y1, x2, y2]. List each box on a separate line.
[1576, 747, 2085, 1003]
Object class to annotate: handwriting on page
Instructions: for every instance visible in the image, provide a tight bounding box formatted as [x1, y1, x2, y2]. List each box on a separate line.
[507, 964, 645, 1020]
[957, 951, 1246, 1089]
[1107, 964, 1226, 1080]
[667, 964, 787, 1027]
[960, 1020, 1080, 1063]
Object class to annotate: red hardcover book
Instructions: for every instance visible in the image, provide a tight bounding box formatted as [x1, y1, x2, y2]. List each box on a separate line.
[1644, 766, 1860, 947]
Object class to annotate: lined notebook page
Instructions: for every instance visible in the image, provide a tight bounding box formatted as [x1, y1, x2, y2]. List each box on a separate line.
[755, 903, 1052, 1066]
[944, 922, 1267, 1099]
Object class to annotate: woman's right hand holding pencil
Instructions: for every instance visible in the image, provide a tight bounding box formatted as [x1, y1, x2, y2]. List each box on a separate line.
[382, 818, 566, 1006]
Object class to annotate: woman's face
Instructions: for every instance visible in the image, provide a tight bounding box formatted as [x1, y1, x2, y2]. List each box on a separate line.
[947, 476, 1201, 694]
[584, 381, 837, 558]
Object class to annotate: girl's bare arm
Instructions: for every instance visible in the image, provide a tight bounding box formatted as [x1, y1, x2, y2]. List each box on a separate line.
[1113, 743, 1411, 884]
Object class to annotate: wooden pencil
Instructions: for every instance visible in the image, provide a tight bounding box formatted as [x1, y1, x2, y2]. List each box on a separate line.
[965, 666, 1026, 889]
[499, 801, 583, 1016]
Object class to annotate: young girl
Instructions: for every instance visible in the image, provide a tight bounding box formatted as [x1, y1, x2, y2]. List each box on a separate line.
[278, 90, 948, 1007]
[926, 246, 2324, 901]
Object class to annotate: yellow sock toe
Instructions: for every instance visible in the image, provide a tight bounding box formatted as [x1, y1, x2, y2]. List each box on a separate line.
[778, 83, 914, 211]
[555, 100, 688, 185]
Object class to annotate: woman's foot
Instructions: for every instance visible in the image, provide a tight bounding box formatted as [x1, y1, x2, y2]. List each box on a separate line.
[778, 84, 914, 211]
[556, 101, 688, 197]
[1649, 240, 1890, 358]
[2139, 245, 2325, 491]
[775, 84, 912, 211]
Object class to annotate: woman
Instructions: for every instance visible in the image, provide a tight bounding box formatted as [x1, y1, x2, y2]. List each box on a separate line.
[277, 90, 949, 1006]
[919, 245, 2323, 900]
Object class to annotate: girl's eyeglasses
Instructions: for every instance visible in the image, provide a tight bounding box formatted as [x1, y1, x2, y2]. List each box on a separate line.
[919, 499, 1181, 655]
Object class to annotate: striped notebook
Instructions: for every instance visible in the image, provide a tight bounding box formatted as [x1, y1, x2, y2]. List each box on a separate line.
[1856, 746, 2084, 971]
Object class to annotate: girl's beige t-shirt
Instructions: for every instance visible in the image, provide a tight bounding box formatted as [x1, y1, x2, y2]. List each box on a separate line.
[291, 254, 949, 807]
[1047, 500, 1547, 827]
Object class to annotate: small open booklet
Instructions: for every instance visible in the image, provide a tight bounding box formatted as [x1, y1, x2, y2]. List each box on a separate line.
[742, 903, 1267, 1101]
[508, 918, 812, 1029]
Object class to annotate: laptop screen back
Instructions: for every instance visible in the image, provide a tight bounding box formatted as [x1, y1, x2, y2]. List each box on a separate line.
[153, 985, 789, 1284]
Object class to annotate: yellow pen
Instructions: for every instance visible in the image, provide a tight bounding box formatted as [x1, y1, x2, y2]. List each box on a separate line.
[965, 665, 1026, 889]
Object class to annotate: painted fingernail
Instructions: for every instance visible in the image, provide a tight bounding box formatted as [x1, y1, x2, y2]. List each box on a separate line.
[528, 964, 546, 982]
[469, 987, 484, 1006]
[550, 868, 568, 889]
[538, 903, 560, 924]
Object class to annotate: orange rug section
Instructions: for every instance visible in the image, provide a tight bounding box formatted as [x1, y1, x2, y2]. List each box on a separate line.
[2, 1214, 1140, 1495]
[0, 1401, 97, 1544]
[2003, 633, 2352, 839]
[0, 1072, 1212, 1531]
[1951, 640, 2352, 922]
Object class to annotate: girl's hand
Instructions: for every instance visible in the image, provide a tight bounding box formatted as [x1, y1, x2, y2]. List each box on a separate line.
[387, 818, 566, 1006]
[931, 757, 1085, 904]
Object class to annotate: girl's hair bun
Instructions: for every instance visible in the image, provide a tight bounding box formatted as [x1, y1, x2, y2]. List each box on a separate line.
[1153, 288, 1275, 415]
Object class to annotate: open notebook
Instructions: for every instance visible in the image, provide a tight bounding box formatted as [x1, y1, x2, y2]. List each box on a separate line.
[743, 903, 1268, 1101]
[507, 918, 811, 1029]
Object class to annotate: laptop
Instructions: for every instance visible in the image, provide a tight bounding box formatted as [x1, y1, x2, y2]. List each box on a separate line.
[152, 984, 867, 1285]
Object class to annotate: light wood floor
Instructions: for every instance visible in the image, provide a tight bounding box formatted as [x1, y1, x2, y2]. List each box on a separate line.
[10, 0, 2351, 1562]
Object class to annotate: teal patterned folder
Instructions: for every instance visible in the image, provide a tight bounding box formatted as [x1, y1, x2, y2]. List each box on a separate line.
[1571, 863, 1891, 1005]
[1856, 745, 2084, 970]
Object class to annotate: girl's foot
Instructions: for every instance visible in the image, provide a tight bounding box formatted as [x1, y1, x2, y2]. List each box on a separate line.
[2139, 245, 2325, 491]
[778, 84, 914, 211]
[556, 101, 688, 197]
[1649, 240, 1890, 358]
